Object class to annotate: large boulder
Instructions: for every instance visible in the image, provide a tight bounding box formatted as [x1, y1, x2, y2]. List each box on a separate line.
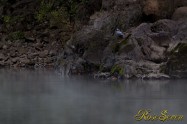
[172, 7, 187, 21]
[142, 0, 187, 20]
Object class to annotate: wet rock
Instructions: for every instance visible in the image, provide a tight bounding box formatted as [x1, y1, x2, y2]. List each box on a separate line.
[94, 72, 111, 79]
[19, 57, 33, 66]
[0, 61, 5, 67]
[44, 57, 54, 64]
[143, 73, 170, 79]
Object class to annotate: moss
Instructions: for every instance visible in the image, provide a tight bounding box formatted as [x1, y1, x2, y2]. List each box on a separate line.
[112, 34, 131, 53]
[111, 65, 124, 76]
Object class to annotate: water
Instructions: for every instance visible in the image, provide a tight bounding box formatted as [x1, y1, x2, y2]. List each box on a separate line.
[0, 69, 186, 124]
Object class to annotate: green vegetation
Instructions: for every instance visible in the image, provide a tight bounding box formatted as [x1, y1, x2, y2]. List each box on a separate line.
[112, 34, 131, 53]
[3, 15, 11, 23]
[35, 0, 54, 22]
[111, 65, 124, 76]
[35, 0, 90, 23]
[8, 31, 25, 40]
[49, 8, 69, 28]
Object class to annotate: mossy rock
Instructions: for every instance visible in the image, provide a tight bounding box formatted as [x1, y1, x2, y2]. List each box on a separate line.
[112, 34, 131, 53]
[165, 43, 187, 77]
[111, 65, 124, 76]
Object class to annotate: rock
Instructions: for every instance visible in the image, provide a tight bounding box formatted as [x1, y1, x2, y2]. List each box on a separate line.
[27, 52, 39, 59]
[94, 72, 111, 79]
[19, 57, 33, 66]
[143, 0, 159, 17]
[0, 61, 5, 67]
[0, 53, 5, 61]
[49, 50, 57, 56]
[66, 27, 109, 65]
[142, 0, 186, 20]
[39, 50, 48, 58]
[19, 47, 28, 55]
[150, 19, 177, 35]
[172, 7, 187, 21]
[25, 36, 35, 42]
[2, 45, 8, 49]
[10, 50, 17, 57]
[11, 57, 18, 63]
[44, 57, 54, 64]
[143, 73, 170, 79]
[165, 43, 187, 78]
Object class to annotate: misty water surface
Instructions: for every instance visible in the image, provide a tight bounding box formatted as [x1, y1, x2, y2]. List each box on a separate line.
[0, 69, 186, 124]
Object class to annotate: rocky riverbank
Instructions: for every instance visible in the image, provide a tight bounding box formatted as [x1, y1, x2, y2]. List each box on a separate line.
[0, 0, 187, 79]
[59, 0, 187, 79]
[0, 0, 71, 68]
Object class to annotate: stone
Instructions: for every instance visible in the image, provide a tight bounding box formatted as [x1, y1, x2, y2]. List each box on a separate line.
[94, 72, 111, 79]
[27, 52, 39, 59]
[25, 36, 35, 42]
[49, 50, 57, 56]
[11, 57, 18, 63]
[2, 45, 8, 49]
[39, 50, 48, 58]
[0, 53, 5, 61]
[172, 7, 187, 21]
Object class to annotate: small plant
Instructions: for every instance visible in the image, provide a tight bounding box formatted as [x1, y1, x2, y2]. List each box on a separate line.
[35, 0, 53, 22]
[49, 8, 69, 27]
[8, 31, 25, 40]
[111, 65, 124, 76]
[3, 15, 11, 23]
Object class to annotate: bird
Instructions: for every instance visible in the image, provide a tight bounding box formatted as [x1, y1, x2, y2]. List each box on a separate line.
[115, 28, 125, 38]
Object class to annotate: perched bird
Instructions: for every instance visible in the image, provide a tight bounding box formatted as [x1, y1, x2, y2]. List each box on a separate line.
[115, 28, 125, 38]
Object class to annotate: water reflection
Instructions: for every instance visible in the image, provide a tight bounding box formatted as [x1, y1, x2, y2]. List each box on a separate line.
[0, 69, 186, 124]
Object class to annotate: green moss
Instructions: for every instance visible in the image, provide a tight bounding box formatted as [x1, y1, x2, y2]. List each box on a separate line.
[112, 34, 131, 53]
[111, 65, 124, 76]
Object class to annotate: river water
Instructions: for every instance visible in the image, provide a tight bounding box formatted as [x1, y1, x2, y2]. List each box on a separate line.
[0, 69, 186, 124]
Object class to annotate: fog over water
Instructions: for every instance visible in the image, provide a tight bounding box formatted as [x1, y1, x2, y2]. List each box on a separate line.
[0, 69, 186, 124]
